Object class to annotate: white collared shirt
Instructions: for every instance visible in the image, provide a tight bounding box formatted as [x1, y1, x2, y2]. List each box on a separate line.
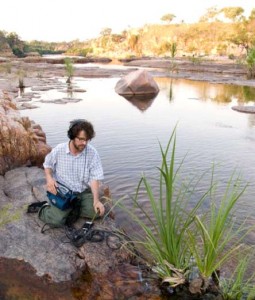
[43, 142, 104, 192]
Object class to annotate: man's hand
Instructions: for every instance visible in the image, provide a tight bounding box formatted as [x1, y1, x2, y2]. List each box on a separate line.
[93, 201, 105, 216]
[45, 168, 57, 194]
[46, 177, 58, 195]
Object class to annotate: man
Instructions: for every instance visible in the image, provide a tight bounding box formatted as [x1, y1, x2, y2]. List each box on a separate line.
[39, 119, 105, 226]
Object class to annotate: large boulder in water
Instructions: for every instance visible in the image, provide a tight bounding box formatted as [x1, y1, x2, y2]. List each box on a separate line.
[115, 69, 159, 96]
[0, 90, 51, 175]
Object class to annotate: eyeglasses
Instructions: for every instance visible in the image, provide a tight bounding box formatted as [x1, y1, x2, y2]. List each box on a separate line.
[75, 136, 88, 142]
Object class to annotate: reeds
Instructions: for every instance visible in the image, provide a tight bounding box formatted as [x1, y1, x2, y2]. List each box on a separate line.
[220, 253, 255, 299]
[117, 127, 255, 295]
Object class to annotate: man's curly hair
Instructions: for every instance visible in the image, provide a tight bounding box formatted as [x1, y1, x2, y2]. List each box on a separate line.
[67, 119, 95, 140]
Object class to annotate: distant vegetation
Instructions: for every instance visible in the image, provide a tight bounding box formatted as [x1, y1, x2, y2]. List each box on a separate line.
[0, 6, 255, 62]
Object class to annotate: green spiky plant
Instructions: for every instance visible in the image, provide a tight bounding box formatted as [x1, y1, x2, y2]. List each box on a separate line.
[246, 47, 255, 79]
[117, 127, 253, 295]
[188, 169, 250, 289]
[117, 127, 213, 286]
[17, 69, 25, 89]
[64, 57, 74, 83]
[169, 42, 178, 73]
[220, 253, 255, 300]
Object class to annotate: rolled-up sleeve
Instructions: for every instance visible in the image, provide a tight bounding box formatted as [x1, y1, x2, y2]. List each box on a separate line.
[89, 151, 104, 182]
[43, 148, 57, 171]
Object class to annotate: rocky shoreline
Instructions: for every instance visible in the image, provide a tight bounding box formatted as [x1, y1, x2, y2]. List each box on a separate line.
[0, 166, 161, 299]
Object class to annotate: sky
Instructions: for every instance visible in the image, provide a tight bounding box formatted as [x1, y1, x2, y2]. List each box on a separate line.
[0, 0, 254, 42]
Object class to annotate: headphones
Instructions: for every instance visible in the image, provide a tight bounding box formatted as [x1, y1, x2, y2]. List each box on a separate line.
[67, 119, 87, 140]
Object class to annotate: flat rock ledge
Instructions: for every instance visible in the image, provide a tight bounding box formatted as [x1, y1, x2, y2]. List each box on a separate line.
[232, 105, 255, 113]
[0, 167, 142, 283]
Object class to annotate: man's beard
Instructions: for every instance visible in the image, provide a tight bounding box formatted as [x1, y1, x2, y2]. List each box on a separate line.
[73, 141, 85, 152]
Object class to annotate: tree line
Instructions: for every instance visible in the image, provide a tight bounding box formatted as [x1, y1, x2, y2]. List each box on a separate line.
[0, 6, 255, 60]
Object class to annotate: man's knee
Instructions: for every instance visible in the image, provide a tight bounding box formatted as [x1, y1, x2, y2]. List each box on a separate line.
[38, 204, 70, 226]
[79, 193, 98, 219]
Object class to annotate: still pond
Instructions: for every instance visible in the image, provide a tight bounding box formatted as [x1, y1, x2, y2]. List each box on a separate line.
[20, 73, 255, 235]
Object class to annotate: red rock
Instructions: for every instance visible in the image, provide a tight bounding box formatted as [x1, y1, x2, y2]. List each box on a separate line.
[0, 91, 51, 175]
[115, 69, 159, 96]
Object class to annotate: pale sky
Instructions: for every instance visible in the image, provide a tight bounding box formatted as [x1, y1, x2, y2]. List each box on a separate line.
[0, 0, 254, 42]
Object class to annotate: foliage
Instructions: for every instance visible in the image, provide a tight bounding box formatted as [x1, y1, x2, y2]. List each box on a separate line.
[117, 128, 254, 296]
[199, 6, 219, 22]
[25, 40, 66, 55]
[17, 69, 26, 88]
[6, 32, 26, 57]
[117, 128, 212, 285]
[161, 14, 176, 24]
[249, 9, 255, 21]
[168, 42, 178, 73]
[1, 6, 255, 59]
[220, 253, 255, 300]
[170, 42, 177, 58]
[128, 34, 140, 52]
[66, 47, 92, 57]
[100, 27, 112, 36]
[64, 57, 74, 83]
[0, 204, 22, 227]
[188, 170, 247, 279]
[220, 7, 245, 22]
[246, 47, 255, 79]
[12, 46, 25, 57]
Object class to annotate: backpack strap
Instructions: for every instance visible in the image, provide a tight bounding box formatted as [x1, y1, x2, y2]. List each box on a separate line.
[27, 201, 48, 213]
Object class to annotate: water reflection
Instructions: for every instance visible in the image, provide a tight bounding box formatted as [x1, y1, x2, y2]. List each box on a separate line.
[67, 82, 73, 98]
[156, 78, 255, 105]
[169, 79, 174, 101]
[120, 93, 157, 112]
[210, 85, 255, 104]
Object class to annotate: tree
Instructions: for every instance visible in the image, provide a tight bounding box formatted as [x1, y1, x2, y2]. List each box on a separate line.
[246, 47, 255, 78]
[220, 7, 245, 22]
[6, 32, 25, 57]
[199, 6, 219, 22]
[249, 8, 255, 21]
[128, 34, 139, 51]
[100, 27, 112, 37]
[227, 9, 255, 54]
[161, 14, 176, 24]
[6, 32, 21, 48]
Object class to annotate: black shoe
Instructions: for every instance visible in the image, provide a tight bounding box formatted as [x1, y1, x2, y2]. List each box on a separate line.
[27, 201, 48, 213]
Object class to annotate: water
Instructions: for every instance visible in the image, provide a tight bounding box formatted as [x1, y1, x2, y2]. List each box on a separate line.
[20, 74, 255, 230]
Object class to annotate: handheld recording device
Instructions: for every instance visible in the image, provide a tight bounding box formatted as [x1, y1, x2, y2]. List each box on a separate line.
[82, 221, 94, 232]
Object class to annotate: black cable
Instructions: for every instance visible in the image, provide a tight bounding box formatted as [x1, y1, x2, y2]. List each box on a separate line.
[64, 226, 123, 249]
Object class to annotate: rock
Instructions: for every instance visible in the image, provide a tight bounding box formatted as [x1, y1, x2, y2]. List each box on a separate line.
[0, 166, 144, 286]
[40, 98, 82, 104]
[0, 91, 51, 175]
[17, 103, 39, 110]
[232, 105, 255, 113]
[189, 277, 203, 294]
[115, 69, 159, 96]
